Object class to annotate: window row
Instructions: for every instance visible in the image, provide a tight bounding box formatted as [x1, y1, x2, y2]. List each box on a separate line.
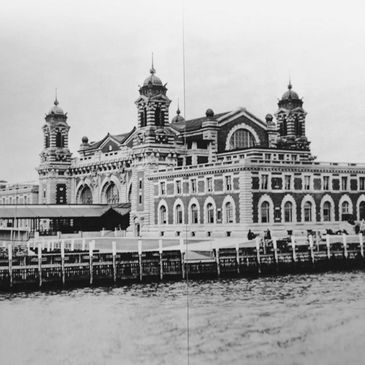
[158, 198, 236, 225]
[259, 174, 365, 191]
[259, 196, 359, 224]
[159, 175, 234, 196]
[1, 196, 30, 204]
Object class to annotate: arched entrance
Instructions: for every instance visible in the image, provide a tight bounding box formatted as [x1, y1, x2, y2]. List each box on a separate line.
[77, 185, 93, 204]
[360, 201, 365, 220]
[102, 182, 119, 204]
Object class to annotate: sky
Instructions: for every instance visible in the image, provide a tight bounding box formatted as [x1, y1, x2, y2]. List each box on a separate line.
[1, 0, 365, 183]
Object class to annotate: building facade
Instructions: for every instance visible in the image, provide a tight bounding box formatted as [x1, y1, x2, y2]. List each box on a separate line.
[30, 65, 365, 237]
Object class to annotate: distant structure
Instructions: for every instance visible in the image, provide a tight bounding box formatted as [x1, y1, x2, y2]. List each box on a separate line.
[2, 63, 365, 237]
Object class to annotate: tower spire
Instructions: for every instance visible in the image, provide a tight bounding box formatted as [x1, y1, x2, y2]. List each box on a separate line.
[177, 98, 180, 115]
[288, 76, 292, 90]
[54, 88, 59, 105]
[150, 52, 156, 74]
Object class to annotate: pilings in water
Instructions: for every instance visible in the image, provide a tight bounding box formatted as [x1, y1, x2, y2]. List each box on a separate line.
[1, 234, 365, 291]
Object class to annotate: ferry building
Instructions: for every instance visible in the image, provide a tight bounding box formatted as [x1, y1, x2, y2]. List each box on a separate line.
[3, 64, 365, 237]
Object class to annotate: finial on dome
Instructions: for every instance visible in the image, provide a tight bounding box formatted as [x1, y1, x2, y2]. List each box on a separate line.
[54, 88, 59, 105]
[177, 99, 180, 115]
[150, 52, 156, 74]
[288, 77, 292, 90]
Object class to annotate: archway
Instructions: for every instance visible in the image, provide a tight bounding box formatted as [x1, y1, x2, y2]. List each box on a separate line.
[360, 202, 365, 220]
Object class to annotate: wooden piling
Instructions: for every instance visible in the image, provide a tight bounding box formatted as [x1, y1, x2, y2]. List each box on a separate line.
[38, 243, 42, 288]
[8, 244, 12, 288]
[309, 235, 315, 264]
[235, 241, 240, 274]
[138, 239, 142, 282]
[342, 233, 348, 259]
[61, 241, 65, 286]
[359, 233, 364, 258]
[272, 238, 278, 264]
[89, 240, 94, 285]
[180, 237, 185, 279]
[291, 236, 297, 262]
[255, 237, 261, 273]
[112, 241, 117, 283]
[216, 248, 220, 278]
[326, 235, 331, 260]
[158, 239, 163, 281]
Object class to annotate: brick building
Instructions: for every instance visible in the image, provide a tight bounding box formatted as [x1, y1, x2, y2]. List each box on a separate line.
[33, 64, 365, 237]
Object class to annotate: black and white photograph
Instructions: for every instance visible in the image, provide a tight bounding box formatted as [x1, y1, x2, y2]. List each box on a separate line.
[1, 0, 365, 364]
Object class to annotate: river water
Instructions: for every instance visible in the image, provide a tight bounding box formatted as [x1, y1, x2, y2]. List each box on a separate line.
[1, 271, 365, 365]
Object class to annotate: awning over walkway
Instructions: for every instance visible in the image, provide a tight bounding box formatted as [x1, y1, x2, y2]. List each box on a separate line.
[0, 203, 131, 219]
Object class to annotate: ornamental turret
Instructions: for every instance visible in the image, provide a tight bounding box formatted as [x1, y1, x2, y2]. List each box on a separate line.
[275, 81, 310, 150]
[135, 62, 171, 131]
[37, 96, 72, 204]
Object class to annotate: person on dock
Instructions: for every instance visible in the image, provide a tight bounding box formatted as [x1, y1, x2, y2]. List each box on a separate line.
[247, 229, 255, 240]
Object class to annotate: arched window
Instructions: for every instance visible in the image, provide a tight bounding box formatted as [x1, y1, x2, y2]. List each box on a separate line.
[323, 201, 331, 222]
[155, 106, 165, 127]
[175, 204, 183, 224]
[78, 186, 93, 204]
[105, 183, 119, 204]
[140, 107, 147, 127]
[191, 204, 199, 224]
[159, 205, 167, 224]
[225, 202, 233, 223]
[304, 201, 312, 222]
[261, 201, 270, 223]
[128, 185, 132, 203]
[341, 201, 349, 220]
[229, 129, 255, 150]
[284, 201, 293, 222]
[206, 203, 215, 223]
[56, 132, 64, 148]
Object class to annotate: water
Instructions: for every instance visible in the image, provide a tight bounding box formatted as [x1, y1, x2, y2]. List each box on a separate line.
[1, 272, 365, 365]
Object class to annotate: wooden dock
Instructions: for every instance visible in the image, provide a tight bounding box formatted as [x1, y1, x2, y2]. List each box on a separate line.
[0, 233, 364, 290]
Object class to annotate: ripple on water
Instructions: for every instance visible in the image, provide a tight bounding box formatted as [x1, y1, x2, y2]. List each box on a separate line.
[0, 271, 365, 364]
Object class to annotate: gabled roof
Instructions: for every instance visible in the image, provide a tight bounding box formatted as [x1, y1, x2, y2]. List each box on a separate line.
[171, 112, 227, 132]
[82, 127, 136, 151]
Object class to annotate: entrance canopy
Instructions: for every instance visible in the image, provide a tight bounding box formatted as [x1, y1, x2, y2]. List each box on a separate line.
[0, 203, 131, 219]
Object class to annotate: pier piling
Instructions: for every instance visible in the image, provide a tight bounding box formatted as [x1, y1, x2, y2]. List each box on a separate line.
[8, 244, 12, 288]
[112, 241, 117, 283]
[38, 243, 42, 288]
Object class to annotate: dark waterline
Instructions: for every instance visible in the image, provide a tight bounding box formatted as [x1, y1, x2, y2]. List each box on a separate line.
[1, 272, 365, 365]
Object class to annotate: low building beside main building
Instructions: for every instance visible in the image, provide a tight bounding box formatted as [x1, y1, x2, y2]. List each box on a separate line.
[2, 63, 365, 237]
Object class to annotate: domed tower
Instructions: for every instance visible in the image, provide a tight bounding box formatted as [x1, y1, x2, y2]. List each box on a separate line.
[275, 82, 309, 150]
[134, 63, 171, 144]
[130, 63, 177, 236]
[37, 97, 72, 204]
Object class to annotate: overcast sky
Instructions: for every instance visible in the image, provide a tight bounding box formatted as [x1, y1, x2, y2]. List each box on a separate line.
[1, 0, 365, 183]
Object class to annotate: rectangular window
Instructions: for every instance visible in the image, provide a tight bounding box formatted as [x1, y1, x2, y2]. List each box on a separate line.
[360, 177, 365, 190]
[261, 174, 269, 190]
[304, 175, 311, 190]
[225, 176, 232, 191]
[206, 177, 213, 193]
[139, 193, 142, 204]
[139, 179, 143, 189]
[284, 175, 291, 190]
[176, 180, 182, 195]
[341, 176, 348, 190]
[56, 184, 67, 205]
[160, 182, 166, 195]
[190, 179, 197, 194]
[323, 176, 330, 190]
